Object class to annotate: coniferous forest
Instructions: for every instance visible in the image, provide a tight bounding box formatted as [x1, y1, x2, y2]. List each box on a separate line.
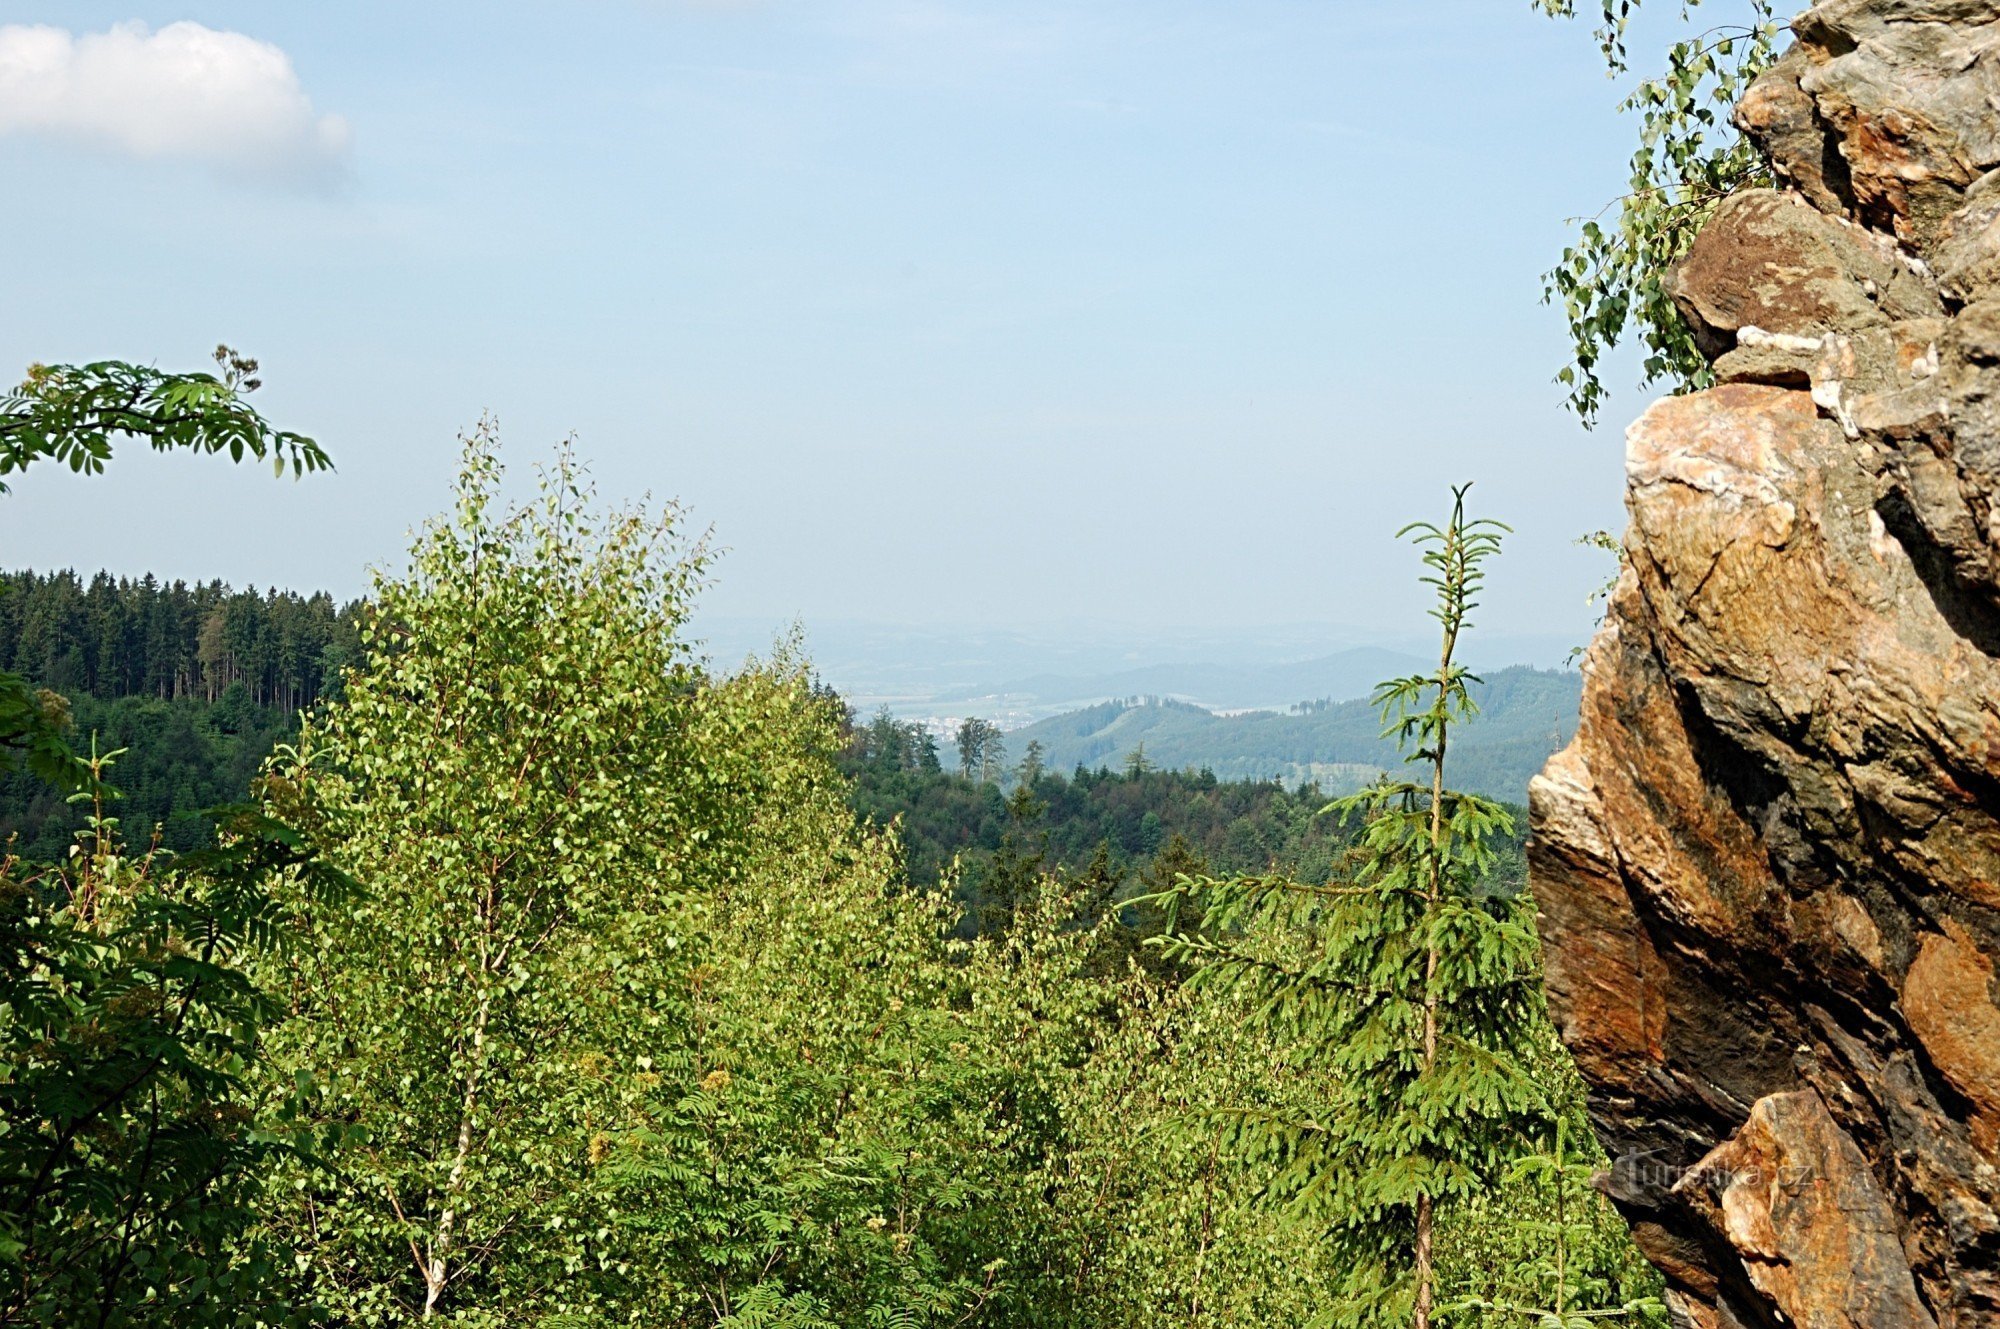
[0, 2, 1808, 1324]
[0, 569, 360, 711]
[0, 572, 360, 857]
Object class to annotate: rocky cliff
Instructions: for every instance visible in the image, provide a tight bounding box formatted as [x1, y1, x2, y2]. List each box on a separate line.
[1528, 3, 2000, 1326]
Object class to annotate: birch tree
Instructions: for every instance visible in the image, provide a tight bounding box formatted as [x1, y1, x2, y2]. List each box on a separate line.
[264, 426, 736, 1322]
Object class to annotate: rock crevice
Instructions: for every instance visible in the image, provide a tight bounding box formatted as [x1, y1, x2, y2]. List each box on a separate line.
[1530, 2, 2000, 1324]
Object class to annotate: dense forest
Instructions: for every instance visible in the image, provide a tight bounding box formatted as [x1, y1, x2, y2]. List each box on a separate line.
[0, 569, 360, 710]
[0, 422, 1659, 1328]
[0, 571, 361, 856]
[0, 568, 1451, 908]
[841, 705, 1397, 940]
[1, 597, 1380, 923]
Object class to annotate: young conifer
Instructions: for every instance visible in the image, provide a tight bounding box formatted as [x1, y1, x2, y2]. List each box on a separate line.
[1149, 486, 1550, 1329]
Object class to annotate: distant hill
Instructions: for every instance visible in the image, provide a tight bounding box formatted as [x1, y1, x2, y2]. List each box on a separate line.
[1011, 666, 1583, 803]
[694, 614, 1585, 730]
[945, 645, 1430, 717]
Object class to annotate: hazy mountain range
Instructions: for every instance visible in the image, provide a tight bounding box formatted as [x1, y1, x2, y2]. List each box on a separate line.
[938, 646, 1429, 721]
[692, 617, 1585, 799]
[1010, 666, 1582, 803]
[693, 615, 1584, 728]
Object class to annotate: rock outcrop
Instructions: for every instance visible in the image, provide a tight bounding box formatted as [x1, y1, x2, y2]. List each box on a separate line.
[1529, 3, 2000, 1325]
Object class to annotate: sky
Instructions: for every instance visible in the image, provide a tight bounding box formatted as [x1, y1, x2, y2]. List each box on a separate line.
[1, 2, 1687, 655]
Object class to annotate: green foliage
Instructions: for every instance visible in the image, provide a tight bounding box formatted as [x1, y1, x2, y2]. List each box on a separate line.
[262, 428, 732, 1321]
[1539, 1, 1782, 423]
[1440, 1029, 1664, 1328]
[954, 717, 1006, 783]
[259, 429, 1101, 1325]
[0, 678, 83, 795]
[978, 782, 1050, 935]
[841, 715, 1364, 934]
[1031, 930, 1343, 1327]
[0, 747, 350, 1326]
[0, 568, 361, 712]
[587, 705, 1101, 1327]
[0, 568, 362, 857]
[1148, 491, 1555, 1328]
[1, 693, 300, 860]
[0, 344, 341, 1327]
[0, 408, 1668, 1326]
[0, 347, 328, 492]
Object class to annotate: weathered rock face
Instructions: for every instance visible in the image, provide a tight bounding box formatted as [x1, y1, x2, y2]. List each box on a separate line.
[1529, 3, 2000, 1326]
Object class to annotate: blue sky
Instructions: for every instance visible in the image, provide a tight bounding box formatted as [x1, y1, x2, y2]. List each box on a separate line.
[1, 2, 1682, 648]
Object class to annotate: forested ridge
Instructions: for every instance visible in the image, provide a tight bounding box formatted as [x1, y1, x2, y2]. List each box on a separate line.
[0, 568, 360, 709]
[0, 570, 360, 856]
[0, 576, 1381, 917]
[842, 705, 1407, 942]
[1007, 665, 1580, 799]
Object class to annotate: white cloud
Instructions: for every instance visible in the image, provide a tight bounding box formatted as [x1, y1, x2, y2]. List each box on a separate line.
[0, 21, 350, 185]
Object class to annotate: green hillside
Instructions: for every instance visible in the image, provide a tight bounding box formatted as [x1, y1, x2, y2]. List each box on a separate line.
[1012, 664, 1581, 801]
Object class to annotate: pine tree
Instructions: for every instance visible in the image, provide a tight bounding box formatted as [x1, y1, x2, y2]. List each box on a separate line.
[1149, 486, 1550, 1328]
[1123, 742, 1151, 778]
[1017, 738, 1046, 786]
[981, 781, 1049, 936]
